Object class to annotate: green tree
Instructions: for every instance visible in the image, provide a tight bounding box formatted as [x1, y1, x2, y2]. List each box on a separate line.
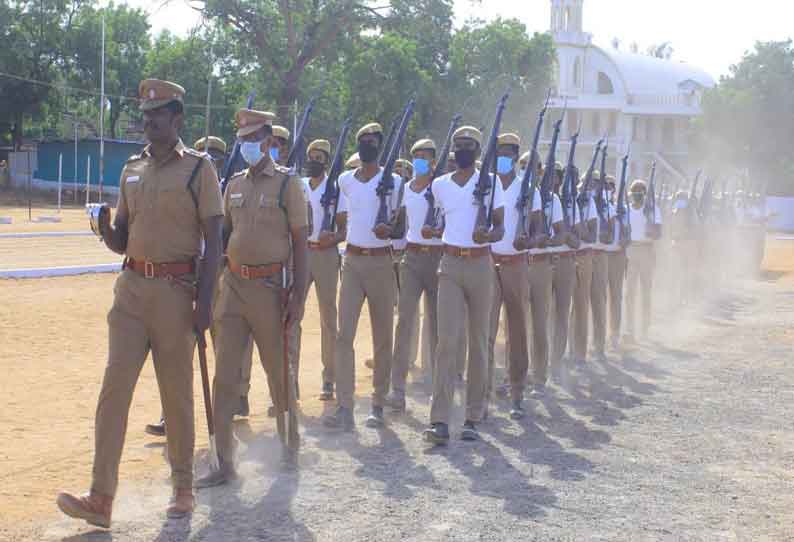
[695, 40, 794, 196]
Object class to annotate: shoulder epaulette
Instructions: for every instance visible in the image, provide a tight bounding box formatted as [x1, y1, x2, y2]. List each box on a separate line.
[274, 163, 291, 176]
[125, 154, 144, 163]
[184, 148, 209, 160]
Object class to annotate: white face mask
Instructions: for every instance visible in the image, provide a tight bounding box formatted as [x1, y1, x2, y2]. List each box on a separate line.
[240, 140, 266, 166]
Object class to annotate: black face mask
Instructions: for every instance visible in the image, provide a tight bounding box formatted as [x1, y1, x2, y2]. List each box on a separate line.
[630, 193, 644, 205]
[454, 148, 476, 169]
[306, 160, 325, 178]
[357, 141, 379, 163]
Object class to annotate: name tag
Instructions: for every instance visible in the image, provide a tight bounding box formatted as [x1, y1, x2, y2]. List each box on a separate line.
[126, 176, 140, 183]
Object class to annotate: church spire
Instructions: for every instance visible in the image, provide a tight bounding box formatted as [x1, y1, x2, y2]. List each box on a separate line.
[550, 0, 591, 46]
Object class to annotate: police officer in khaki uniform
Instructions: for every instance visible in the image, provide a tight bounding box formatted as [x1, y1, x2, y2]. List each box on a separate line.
[57, 79, 223, 526]
[570, 173, 599, 366]
[423, 126, 505, 444]
[195, 109, 308, 487]
[302, 139, 347, 400]
[389, 138, 442, 411]
[323, 122, 400, 430]
[271, 125, 290, 166]
[589, 171, 612, 361]
[604, 175, 628, 350]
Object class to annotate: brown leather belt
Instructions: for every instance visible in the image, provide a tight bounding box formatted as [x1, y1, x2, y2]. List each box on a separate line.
[443, 244, 491, 258]
[346, 244, 391, 256]
[308, 240, 333, 250]
[407, 242, 443, 254]
[577, 248, 593, 256]
[527, 253, 552, 264]
[492, 252, 527, 265]
[126, 258, 194, 279]
[228, 261, 283, 280]
[550, 251, 576, 259]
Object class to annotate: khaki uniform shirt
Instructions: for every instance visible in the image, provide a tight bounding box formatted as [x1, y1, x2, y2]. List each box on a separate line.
[224, 161, 307, 265]
[118, 139, 223, 263]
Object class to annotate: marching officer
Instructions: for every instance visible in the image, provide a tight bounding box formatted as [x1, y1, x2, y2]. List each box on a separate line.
[389, 139, 442, 412]
[488, 133, 535, 419]
[625, 179, 662, 342]
[194, 136, 228, 173]
[271, 125, 291, 166]
[302, 139, 347, 400]
[195, 108, 308, 487]
[423, 126, 505, 444]
[57, 79, 223, 525]
[589, 171, 612, 361]
[570, 172, 598, 366]
[604, 175, 628, 350]
[323, 122, 400, 431]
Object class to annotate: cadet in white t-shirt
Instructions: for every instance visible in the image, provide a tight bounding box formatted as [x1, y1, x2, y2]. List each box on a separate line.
[570, 169, 599, 365]
[323, 122, 401, 431]
[625, 179, 662, 341]
[603, 175, 628, 351]
[301, 139, 348, 401]
[423, 126, 505, 445]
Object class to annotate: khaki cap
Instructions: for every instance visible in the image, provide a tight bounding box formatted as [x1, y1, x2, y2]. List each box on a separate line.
[273, 125, 290, 141]
[453, 126, 482, 145]
[497, 133, 521, 147]
[410, 138, 436, 155]
[235, 109, 277, 137]
[138, 79, 185, 111]
[554, 161, 563, 172]
[519, 151, 531, 167]
[629, 179, 648, 192]
[194, 136, 227, 154]
[395, 159, 413, 175]
[306, 139, 331, 157]
[345, 152, 361, 169]
[356, 122, 383, 140]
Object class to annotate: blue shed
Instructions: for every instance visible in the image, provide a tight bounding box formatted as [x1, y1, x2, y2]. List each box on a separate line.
[34, 139, 145, 188]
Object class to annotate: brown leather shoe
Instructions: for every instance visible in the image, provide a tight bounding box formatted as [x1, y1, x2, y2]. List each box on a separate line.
[56, 492, 112, 528]
[166, 489, 195, 519]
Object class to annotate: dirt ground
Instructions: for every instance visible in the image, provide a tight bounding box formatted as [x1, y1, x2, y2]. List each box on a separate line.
[1, 206, 793, 540]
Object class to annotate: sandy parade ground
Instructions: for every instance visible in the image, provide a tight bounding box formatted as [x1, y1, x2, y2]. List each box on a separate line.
[1, 197, 794, 541]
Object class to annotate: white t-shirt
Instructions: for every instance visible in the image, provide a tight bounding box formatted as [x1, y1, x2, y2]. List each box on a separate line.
[491, 175, 539, 255]
[338, 169, 401, 248]
[403, 180, 442, 246]
[302, 176, 348, 242]
[533, 194, 571, 255]
[628, 205, 662, 243]
[577, 195, 599, 250]
[432, 169, 505, 248]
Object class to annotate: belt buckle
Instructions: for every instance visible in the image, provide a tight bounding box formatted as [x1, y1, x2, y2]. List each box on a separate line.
[361, 248, 370, 256]
[421, 246, 429, 253]
[241, 264, 250, 279]
[459, 248, 471, 257]
[144, 261, 155, 279]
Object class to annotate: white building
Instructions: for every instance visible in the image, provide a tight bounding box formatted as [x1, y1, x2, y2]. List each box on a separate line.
[542, 0, 716, 184]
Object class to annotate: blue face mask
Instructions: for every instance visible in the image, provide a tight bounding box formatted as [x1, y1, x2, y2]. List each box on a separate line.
[496, 156, 515, 175]
[270, 147, 280, 162]
[240, 140, 265, 166]
[413, 158, 431, 177]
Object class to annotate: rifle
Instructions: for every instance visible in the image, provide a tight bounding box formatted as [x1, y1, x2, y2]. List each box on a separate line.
[424, 113, 462, 228]
[560, 127, 581, 249]
[473, 92, 510, 235]
[616, 148, 631, 245]
[375, 98, 415, 229]
[539, 105, 566, 235]
[318, 117, 352, 234]
[285, 96, 318, 174]
[578, 139, 603, 242]
[220, 90, 256, 194]
[378, 112, 402, 167]
[690, 169, 702, 199]
[595, 139, 612, 244]
[645, 161, 658, 225]
[515, 90, 550, 249]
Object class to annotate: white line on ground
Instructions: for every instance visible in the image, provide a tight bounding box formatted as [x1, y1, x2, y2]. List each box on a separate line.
[0, 231, 94, 239]
[0, 263, 121, 279]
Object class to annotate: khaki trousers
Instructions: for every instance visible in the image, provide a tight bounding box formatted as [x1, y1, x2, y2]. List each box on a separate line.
[550, 253, 576, 364]
[528, 258, 553, 385]
[488, 259, 530, 401]
[392, 250, 441, 393]
[212, 270, 288, 463]
[93, 270, 195, 497]
[590, 251, 609, 354]
[431, 254, 494, 424]
[570, 251, 593, 361]
[625, 243, 655, 336]
[211, 268, 254, 399]
[607, 249, 627, 343]
[336, 253, 395, 410]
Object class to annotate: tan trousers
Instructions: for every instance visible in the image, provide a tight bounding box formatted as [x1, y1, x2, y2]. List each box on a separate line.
[590, 251, 609, 354]
[431, 254, 494, 424]
[212, 267, 254, 399]
[336, 253, 395, 410]
[528, 258, 553, 385]
[392, 250, 441, 393]
[607, 249, 627, 343]
[488, 259, 530, 401]
[550, 253, 576, 364]
[93, 270, 195, 497]
[570, 250, 593, 361]
[625, 243, 655, 337]
[212, 270, 288, 463]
